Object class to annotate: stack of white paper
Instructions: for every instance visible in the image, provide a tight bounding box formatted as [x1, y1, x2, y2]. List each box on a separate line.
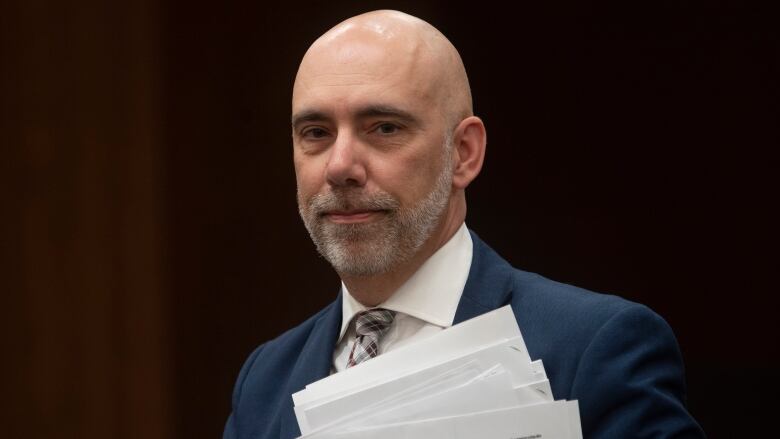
[293, 306, 582, 438]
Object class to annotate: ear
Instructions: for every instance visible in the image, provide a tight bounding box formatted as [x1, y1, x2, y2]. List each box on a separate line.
[450, 116, 486, 190]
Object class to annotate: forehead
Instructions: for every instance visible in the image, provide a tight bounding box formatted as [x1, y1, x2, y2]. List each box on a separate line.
[292, 38, 437, 115]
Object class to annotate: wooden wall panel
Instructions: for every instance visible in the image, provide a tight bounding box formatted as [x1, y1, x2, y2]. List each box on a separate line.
[1, 1, 171, 438]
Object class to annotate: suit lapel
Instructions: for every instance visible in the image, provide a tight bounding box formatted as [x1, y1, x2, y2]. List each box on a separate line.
[454, 230, 515, 324]
[279, 296, 343, 439]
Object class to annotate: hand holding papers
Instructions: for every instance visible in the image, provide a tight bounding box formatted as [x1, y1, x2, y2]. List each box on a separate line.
[292, 306, 583, 438]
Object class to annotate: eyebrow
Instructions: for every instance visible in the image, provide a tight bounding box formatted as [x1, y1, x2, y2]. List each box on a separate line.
[291, 110, 329, 131]
[354, 105, 419, 126]
[291, 104, 420, 131]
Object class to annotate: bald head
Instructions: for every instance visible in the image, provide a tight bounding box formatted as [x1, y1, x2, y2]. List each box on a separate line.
[293, 10, 473, 129]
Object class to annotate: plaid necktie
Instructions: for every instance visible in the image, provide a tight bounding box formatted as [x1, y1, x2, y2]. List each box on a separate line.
[346, 308, 396, 368]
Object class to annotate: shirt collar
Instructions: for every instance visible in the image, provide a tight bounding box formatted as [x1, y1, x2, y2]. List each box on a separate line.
[337, 222, 473, 342]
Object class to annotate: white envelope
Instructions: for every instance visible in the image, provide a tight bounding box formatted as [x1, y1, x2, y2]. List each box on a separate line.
[293, 305, 583, 439]
[295, 306, 525, 407]
[301, 400, 582, 439]
[531, 359, 546, 378]
[318, 365, 520, 434]
[296, 336, 540, 433]
[514, 378, 554, 404]
[307, 374, 558, 437]
[566, 400, 583, 439]
[297, 360, 485, 434]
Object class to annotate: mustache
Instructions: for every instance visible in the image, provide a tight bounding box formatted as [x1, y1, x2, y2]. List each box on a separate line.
[308, 189, 399, 215]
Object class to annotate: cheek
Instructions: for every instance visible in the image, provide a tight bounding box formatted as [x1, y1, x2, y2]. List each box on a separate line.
[293, 157, 325, 195]
[371, 149, 443, 201]
[295, 173, 319, 199]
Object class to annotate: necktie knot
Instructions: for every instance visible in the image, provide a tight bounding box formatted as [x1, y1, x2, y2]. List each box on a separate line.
[354, 308, 395, 337]
[347, 308, 396, 368]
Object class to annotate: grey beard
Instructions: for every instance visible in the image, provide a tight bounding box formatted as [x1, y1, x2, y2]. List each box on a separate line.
[298, 155, 453, 277]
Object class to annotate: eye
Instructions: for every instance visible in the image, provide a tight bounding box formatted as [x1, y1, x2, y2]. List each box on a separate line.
[375, 123, 399, 135]
[302, 127, 329, 139]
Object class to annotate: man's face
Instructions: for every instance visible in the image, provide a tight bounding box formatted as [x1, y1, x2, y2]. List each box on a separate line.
[292, 37, 454, 276]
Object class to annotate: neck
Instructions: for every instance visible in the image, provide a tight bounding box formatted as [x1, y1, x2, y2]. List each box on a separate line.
[340, 196, 466, 307]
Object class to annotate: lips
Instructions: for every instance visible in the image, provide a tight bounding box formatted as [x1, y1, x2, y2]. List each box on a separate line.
[323, 209, 386, 224]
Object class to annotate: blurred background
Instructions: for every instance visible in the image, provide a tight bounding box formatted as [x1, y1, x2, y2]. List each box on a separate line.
[2, 0, 777, 437]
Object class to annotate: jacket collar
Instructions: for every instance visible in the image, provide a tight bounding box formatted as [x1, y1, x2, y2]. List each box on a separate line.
[454, 229, 515, 324]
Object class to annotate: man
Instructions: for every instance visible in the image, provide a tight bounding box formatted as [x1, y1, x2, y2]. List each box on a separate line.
[224, 10, 705, 439]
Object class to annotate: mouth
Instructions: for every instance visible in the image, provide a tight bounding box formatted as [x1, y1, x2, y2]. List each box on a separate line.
[322, 209, 387, 224]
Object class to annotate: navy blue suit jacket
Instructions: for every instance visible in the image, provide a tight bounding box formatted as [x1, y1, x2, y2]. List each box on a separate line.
[224, 231, 705, 438]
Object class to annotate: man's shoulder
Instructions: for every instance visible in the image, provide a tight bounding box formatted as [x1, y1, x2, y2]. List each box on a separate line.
[509, 266, 641, 327]
[468, 229, 667, 364]
[495, 243, 663, 347]
[506, 265, 667, 352]
[468, 228, 642, 324]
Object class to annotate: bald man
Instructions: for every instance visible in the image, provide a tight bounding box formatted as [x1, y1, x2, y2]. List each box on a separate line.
[224, 11, 704, 439]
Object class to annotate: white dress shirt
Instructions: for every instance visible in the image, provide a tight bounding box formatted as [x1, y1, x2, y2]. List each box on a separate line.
[332, 222, 473, 373]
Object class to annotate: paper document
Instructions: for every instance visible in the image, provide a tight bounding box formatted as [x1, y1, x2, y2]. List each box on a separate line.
[294, 305, 582, 438]
[306, 401, 581, 439]
[295, 306, 524, 407]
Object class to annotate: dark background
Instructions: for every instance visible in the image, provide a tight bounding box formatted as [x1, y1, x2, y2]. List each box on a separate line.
[3, 1, 777, 438]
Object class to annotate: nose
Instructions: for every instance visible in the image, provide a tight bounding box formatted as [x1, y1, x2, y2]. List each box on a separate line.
[325, 132, 367, 188]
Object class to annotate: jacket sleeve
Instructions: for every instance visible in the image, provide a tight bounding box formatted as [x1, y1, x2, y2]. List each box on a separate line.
[223, 344, 266, 439]
[570, 304, 706, 438]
